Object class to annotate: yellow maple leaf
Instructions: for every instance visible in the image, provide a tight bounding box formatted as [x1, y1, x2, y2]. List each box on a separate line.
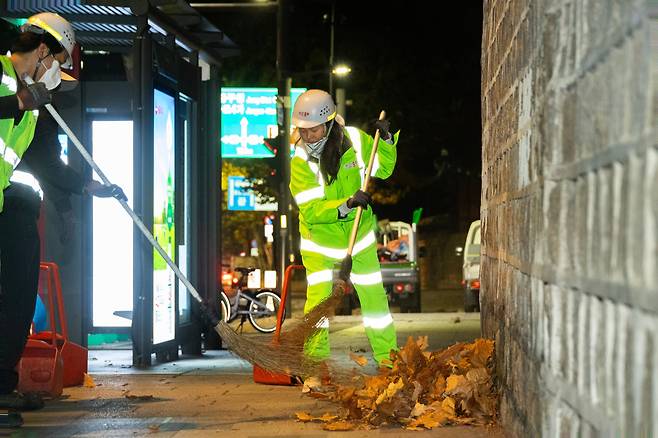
[375, 378, 404, 405]
[445, 374, 472, 399]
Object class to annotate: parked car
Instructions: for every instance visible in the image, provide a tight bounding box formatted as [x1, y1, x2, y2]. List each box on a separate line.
[462, 220, 481, 312]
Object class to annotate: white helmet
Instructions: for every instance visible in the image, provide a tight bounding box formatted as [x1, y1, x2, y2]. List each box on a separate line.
[292, 89, 336, 128]
[23, 12, 76, 68]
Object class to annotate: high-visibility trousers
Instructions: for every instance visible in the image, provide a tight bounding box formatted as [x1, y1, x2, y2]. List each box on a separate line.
[301, 233, 397, 365]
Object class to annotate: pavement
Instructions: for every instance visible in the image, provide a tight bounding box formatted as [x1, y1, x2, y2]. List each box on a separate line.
[9, 313, 504, 437]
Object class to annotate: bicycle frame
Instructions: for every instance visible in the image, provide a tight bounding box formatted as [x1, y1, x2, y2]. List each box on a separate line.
[225, 289, 273, 321]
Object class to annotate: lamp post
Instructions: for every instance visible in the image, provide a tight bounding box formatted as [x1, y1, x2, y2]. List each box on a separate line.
[328, 0, 336, 95]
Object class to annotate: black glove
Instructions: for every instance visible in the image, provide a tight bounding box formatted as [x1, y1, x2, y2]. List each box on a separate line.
[373, 119, 391, 140]
[346, 189, 371, 209]
[16, 82, 51, 110]
[85, 180, 128, 202]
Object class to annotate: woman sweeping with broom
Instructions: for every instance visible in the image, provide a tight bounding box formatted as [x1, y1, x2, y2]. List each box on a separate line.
[289, 89, 400, 375]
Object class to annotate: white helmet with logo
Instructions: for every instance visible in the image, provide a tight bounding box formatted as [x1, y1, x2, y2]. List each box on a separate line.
[292, 89, 336, 128]
[23, 12, 76, 68]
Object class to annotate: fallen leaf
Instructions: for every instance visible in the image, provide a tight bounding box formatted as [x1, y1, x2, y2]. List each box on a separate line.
[319, 413, 338, 422]
[323, 420, 356, 431]
[349, 352, 368, 367]
[302, 376, 321, 393]
[83, 373, 96, 388]
[295, 412, 314, 422]
[410, 402, 428, 417]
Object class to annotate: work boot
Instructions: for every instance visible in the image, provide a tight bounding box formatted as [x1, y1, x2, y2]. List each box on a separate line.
[0, 392, 44, 411]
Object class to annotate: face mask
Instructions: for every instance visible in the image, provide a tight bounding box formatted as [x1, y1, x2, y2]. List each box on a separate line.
[37, 58, 61, 91]
[305, 120, 334, 159]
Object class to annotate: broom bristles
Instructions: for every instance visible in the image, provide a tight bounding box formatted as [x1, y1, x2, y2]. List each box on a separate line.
[214, 279, 350, 379]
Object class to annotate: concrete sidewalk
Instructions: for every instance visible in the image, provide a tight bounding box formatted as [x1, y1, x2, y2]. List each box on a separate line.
[15, 313, 502, 437]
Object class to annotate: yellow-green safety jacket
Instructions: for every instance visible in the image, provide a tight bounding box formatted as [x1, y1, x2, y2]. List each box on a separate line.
[290, 126, 399, 252]
[0, 55, 39, 212]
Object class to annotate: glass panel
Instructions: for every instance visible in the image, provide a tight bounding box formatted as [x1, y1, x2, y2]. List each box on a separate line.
[153, 89, 176, 344]
[91, 120, 133, 327]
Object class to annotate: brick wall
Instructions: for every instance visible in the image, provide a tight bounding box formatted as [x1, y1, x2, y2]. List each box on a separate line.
[480, 0, 657, 436]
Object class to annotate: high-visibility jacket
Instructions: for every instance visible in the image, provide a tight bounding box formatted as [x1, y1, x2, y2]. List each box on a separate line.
[290, 125, 400, 364]
[290, 126, 399, 248]
[0, 55, 38, 212]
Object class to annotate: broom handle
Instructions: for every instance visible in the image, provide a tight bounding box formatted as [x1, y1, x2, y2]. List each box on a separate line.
[27, 77, 205, 307]
[346, 110, 386, 256]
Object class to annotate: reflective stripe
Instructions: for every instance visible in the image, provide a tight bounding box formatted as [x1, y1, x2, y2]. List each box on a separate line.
[10, 170, 43, 200]
[294, 146, 308, 161]
[315, 317, 330, 329]
[362, 313, 394, 330]
[2, 145, 20, 168]
[350, 271, 382, 286]
[352, 231, 377, 255]
[1, 72, 17, 92]
[32, 109, 39, 117]
[295, 186, 325, 205]
[346, 126, 364, 168]
[300, 231, 376, 259]
[346, 126, 380, 180]
[307, 269, 333, 286]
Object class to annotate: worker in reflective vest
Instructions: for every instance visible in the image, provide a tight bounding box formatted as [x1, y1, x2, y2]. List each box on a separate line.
[290, 89, 400, 367]
[0, 13, 77, 412]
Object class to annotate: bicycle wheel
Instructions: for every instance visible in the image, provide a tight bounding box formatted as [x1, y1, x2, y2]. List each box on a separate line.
[248, 290, 283, 333]
[219, 291, 232, 323]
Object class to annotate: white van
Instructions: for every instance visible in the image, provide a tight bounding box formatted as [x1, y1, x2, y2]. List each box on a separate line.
[462, 220, 481, 312]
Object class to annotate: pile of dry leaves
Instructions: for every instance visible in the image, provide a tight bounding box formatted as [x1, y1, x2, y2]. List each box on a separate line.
[296, 337, 497, 431]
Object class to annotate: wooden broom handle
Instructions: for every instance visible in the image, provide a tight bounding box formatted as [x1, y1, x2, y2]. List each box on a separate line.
[346, 110, 386, 256]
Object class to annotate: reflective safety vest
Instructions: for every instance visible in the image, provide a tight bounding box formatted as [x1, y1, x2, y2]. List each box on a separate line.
[0, 55, 38, 212]
[290, 126, 399, 252]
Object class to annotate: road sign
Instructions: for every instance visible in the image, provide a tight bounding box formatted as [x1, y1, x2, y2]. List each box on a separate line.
[227, 176, 255, 210]
[221, 87, 305, 158]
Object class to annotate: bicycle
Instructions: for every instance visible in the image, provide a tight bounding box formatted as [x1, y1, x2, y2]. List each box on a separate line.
[218, 267, 285, 333]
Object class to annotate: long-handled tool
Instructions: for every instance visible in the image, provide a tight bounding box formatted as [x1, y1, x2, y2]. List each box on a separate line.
[25, 76, 220, 330]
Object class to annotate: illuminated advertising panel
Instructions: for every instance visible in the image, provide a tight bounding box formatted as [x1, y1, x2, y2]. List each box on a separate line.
[91, 120, 133, 327]
[220, 87, 305, 158]
[153, 89, 176, 345]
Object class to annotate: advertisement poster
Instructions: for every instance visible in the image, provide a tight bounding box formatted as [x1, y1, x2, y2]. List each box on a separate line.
[220, 87, 305, 158]
[91, 120, 133, 328]
[153, 89, 176, 345]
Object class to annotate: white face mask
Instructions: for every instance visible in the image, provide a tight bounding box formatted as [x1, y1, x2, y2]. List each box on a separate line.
[305, 120, 334, 159]
[37, 58, 61, 91]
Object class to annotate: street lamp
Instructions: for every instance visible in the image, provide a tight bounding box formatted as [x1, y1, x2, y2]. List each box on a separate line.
[332, 64, 351, 76]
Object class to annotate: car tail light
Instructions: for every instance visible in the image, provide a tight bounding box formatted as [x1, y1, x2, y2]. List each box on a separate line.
[471, 280, 480, 290]
[222, 273, 232, 282]
[232, 276, 239, 285]
[394, 283, 414, 293]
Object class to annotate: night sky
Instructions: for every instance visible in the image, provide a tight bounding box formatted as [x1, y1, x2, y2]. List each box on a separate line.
[200, 1, 483, 224]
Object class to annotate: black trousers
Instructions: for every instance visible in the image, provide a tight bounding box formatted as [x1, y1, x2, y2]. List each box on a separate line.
[0, 204, 40, 394]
